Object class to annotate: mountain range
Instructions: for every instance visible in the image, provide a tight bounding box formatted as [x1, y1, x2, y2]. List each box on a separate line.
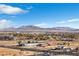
[0, 25, 79, 32]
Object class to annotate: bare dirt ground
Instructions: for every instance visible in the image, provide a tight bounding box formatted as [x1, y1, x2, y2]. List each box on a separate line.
[0, 47, 37, 56]
[0, 40, 37, 56]
[0, 40, 79, 56]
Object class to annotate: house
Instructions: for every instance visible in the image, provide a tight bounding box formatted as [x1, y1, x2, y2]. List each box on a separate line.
[61, 38, 73, 41]
[0, 35, 14, 40]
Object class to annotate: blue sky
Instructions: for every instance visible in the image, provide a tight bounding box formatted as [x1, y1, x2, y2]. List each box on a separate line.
[0, 3, 79, 29]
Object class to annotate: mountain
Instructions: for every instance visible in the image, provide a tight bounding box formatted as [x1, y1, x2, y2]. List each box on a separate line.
[0, 25, 79, 32]
[0, 25, 45, 32]
[51, 27, 76, 31]
[17, 25, 42, 30]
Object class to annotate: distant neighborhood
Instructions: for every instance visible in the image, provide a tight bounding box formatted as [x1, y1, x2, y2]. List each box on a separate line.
[0, 27, 79, 56]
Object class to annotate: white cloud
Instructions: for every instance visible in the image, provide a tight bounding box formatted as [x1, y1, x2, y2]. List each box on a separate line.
[0, 4, 27, 14]
[35, 23, 47, 27]
[0, 19, 12, 29]
[56, 18, 79, 28]
[56, 18, 79, 24]
[34, 23, 52, 28]
[67, 19, 79, 22]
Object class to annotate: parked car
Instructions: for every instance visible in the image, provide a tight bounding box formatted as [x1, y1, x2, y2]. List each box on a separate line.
[36, 52, 50, 56]
[63, 48, 72, 52]
[54, 45, 64, 50]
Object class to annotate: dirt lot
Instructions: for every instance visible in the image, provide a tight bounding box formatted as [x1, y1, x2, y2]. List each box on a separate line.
[0, 40, 17, 46]
[0, 40, 37, 56]
[0, 40, 79, 56]
[0, 47, 37, 56]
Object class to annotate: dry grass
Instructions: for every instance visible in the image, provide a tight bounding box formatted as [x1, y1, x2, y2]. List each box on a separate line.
[0, 40, 37, 56]
[0, 40, 79, 56]
[43, 40, 79, 49]
[0, 47, 36, 56]
[0, 40, 17, 46]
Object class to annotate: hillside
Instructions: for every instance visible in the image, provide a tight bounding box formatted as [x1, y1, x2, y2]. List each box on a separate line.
[0, 25, 79, 32]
